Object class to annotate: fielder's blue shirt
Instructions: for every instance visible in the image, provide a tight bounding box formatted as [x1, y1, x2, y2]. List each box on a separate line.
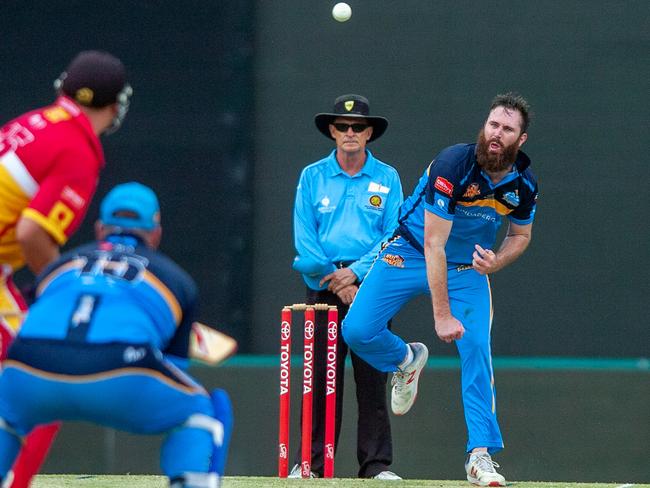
[20, 235, 198, 360]
[294, 149, 403, 290]
[398, 143, 538, 265]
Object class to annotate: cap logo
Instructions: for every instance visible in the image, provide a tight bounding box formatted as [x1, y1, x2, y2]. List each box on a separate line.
[344, 100, 354, 111]
[75, 88, 94, 105]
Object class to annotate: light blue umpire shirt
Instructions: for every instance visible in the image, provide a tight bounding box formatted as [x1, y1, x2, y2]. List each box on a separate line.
[293, 149, 403, 291]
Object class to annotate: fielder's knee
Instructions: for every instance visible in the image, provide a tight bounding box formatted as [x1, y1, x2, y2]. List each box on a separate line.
[184, 414, 224, 448]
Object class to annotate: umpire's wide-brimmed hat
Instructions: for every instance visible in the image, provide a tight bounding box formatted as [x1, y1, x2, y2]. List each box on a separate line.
[314, 94, 388, 142]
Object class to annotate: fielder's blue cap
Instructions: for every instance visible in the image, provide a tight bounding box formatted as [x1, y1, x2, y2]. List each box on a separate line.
[100, 182, 160, 231]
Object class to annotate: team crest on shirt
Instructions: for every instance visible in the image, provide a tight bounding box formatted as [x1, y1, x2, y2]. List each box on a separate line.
[369, 195, 382, 207]
[463, 183, 481, 198]
[502, 190, 520, 207]
[382, 254, 404, 268]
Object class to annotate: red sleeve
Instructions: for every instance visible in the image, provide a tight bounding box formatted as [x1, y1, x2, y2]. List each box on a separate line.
[23, 145, 99, 245]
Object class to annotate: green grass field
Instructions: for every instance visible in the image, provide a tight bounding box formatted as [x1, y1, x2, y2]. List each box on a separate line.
[30, 476, 649, 488]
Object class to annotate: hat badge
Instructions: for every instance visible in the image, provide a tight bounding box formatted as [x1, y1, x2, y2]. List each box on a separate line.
[344, 100, 354, 111]
[75, 87, 94, 105]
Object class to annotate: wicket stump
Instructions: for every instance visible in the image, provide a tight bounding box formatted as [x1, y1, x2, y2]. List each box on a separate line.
[278, 303, 338, 479]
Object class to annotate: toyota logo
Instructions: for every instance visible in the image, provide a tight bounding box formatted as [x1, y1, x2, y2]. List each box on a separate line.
[328, 321, 337, 341]
[281, 321, 291, 341]
[304, 320, 315, 339]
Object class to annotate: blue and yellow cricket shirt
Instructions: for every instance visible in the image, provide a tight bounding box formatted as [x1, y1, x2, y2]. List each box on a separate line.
[19, 235, 197, 359]
[398, 143, 538, 265]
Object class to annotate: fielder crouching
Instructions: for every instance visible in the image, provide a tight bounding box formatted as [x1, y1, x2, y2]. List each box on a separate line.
[0, 182, 232, 488]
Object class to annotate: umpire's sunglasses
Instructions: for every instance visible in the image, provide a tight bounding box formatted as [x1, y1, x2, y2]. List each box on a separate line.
[332, 122, 370, 133]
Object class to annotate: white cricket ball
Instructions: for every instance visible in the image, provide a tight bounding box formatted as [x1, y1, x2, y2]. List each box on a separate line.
[332, 2, 352, 22]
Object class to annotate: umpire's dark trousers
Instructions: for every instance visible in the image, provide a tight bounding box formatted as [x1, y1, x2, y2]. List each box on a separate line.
[293, 287, 393, 478]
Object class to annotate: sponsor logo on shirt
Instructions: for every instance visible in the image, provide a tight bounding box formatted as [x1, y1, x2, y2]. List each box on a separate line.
[123, 346, 147, 363]
[455, 206, 497, 222]
[27, 114, 47, 130]
[0, 122, 35, 152]
[382, 253, 405, 268]
[43, 106, 71, 123]
[463, 183, 481, 198]
[369, 195, 382, 207]
[61, 186, 86, 209]
[434, 176, 454, 196]
[318, 196, 336, 213]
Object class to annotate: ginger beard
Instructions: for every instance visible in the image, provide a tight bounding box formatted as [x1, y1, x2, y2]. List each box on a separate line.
[476, 129, 520, 173]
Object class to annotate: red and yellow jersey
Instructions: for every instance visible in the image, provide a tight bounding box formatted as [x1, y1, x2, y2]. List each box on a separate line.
[0, 96, 104, 271]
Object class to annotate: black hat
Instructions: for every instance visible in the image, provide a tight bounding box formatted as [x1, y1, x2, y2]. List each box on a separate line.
[58, 51, 127, 108]
[314, 94, 388, 142]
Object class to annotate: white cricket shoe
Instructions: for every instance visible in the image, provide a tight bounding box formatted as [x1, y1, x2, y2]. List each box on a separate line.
[391, 342, 428, 415]
[465, 451, 506, 486]
[288, 463, 317, 479]
[373, 470, 403, 480]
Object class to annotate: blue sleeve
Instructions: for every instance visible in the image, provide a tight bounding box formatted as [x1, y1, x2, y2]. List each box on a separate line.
[424, 153, 460, 220]
[160, 265, 199, 360]
[509, 173, 539, 224]
[349, 168, 403, 280]
[293, 168, 334, 273]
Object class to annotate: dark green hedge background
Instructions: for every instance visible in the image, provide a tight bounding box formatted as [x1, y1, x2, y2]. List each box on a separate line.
[2, 1, 647, 357]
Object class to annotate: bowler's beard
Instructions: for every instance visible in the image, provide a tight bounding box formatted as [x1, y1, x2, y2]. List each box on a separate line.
[476, 129, 519, 172]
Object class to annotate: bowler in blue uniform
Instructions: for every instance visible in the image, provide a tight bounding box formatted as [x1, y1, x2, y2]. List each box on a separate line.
[0, 182, 232, 488]
[342, 93, 539, 486]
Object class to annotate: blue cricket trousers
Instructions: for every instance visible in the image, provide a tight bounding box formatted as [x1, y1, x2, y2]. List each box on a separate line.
[0, 339, 218, 479]
[342, 237, 504, 453]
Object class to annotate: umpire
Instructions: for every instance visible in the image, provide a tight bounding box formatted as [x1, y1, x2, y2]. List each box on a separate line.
[291, 94, 403, 479]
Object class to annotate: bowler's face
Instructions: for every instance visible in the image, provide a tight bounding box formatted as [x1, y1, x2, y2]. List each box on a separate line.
[329, 117, 373, 153]
[483, 106, 527, 155]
